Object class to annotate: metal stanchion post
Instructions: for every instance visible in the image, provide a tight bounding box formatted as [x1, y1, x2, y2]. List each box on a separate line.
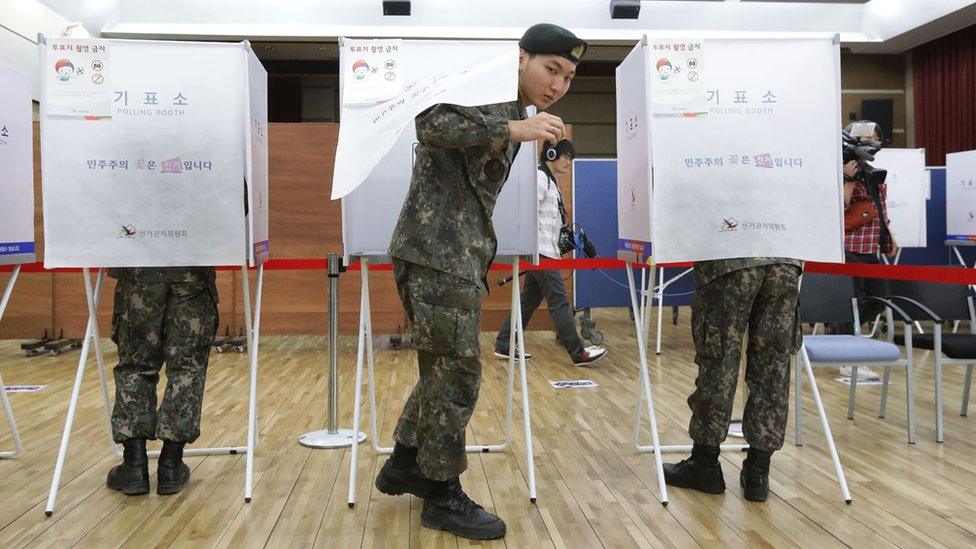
[299, 253, 366, 449]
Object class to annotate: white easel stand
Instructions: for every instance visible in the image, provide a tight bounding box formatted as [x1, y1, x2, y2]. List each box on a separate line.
[347, 257, 536, 507]
[950, 241, 975, 273]
[652, 266, 694, 355]
[0, 265, 25, 458]
[45, 264, 264, 515]
[626, 261, 851, 505]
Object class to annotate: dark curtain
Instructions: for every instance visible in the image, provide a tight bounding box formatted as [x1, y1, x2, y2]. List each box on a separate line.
[913, 24, 976, 166]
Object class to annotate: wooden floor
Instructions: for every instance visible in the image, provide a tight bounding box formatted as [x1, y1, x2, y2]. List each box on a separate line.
[1, 309, 975, 548]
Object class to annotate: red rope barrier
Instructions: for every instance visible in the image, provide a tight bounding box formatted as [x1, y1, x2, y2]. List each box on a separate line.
[3, 258, 974, 284]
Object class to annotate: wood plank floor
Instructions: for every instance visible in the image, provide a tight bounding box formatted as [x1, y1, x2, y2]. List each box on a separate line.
[0, 308, 975, 548]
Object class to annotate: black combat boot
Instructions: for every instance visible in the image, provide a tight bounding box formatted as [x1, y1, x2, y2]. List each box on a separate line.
[662, 444, 725, 494]
[421, 477, 506, 540]
[157, 441, 191, 495]
[375, 442, 432, 498]
[107, 438, 150, 495]
[740, 448, 772, 502]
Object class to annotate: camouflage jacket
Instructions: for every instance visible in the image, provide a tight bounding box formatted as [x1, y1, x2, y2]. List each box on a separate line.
[694, 257, 803, 287]
[108, 267, 216, 285]
[389, 101, 526, 291]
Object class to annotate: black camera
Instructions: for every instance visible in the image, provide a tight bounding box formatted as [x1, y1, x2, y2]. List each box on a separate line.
[557, 226, 575, 256]
[842, 130, 881, 163]
[842, 130, 887, 189]
[558, 225, 598, 257]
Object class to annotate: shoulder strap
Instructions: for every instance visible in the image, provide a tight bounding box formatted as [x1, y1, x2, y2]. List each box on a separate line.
[540, 164, 568, 226]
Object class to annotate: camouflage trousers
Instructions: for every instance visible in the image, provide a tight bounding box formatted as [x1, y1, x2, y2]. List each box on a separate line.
[688, 264, 802, 451]
[110, 279, 219, 444]
[392, 259, 484, 481]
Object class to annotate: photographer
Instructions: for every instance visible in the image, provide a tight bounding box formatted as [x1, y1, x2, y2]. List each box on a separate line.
[834, 121, 895, 380]
[493, 139, 607, 367]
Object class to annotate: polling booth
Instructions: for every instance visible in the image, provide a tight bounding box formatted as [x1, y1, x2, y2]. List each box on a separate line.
[331, 38, 543, 506]
[613, 35, 676, 357]
[0, 61, 34, 459]
[615, 35, 847, 506]
[945, 150, 976, 268]
[38, 36, 269, 513]
[874, 148, 930, 255]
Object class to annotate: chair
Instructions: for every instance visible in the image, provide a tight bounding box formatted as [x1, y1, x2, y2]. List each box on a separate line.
[887, 279, 976, 443]
[799, 273, 917, 444]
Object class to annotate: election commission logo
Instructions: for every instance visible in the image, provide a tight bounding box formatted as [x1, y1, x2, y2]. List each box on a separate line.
[720, 217, 740, 232]
[118, 225, 191, 239]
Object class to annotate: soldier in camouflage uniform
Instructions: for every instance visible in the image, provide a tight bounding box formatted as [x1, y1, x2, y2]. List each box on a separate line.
[374, 24, 587, 540]
[106, 266, 219, 496]
[664, 258, 802, 502]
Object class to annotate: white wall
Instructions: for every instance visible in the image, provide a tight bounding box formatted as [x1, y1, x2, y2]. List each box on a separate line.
[35, 0, 120, 36]
[0, 0, 71, 100]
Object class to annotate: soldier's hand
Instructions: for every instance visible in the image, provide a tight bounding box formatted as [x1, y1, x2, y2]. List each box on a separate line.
[508, 113, 565, 143]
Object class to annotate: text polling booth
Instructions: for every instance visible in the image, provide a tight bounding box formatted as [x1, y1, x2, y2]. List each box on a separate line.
[616, 35, 847, 506]
[945, 150, 976, 268]
[39, 37, 269, 513]
[0, 61, 34, 458]
[333, 39, 541, 506]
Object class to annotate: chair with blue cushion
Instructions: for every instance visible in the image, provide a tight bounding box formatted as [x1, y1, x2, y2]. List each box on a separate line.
[887, 279, 975, 443]
[798, 273, 917, 445]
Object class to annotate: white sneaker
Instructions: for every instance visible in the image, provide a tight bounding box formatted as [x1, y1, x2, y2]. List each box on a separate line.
[839, 365, 881, 381]
[574, 346, 607, 366]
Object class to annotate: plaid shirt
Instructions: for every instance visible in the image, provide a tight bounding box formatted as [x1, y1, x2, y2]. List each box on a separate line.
[844, 180, 891, 254]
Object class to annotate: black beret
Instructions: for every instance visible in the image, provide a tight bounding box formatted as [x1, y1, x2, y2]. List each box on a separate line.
[519, 23, 587, 65]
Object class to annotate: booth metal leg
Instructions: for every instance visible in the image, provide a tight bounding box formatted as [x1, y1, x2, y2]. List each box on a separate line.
[0, 266, 24, 459]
